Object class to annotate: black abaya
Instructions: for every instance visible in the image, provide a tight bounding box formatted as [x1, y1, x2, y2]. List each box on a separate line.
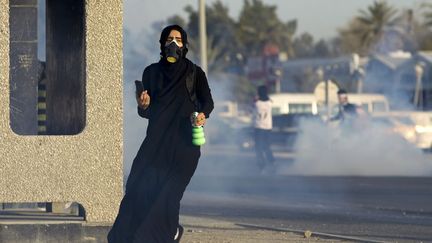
[108, 58, 214, 243]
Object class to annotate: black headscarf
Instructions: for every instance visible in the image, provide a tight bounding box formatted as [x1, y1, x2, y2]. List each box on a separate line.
[158, 25, 193, 97]
[159, 25, 189, 60]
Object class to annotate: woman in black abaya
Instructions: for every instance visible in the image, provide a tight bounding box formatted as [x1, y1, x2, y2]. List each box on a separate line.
[108, 25, 214, 243]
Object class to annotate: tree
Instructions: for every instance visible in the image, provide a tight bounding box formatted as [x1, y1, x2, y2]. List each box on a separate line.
[339, 0, 398, 55]
[292, 32, 314, 58]
[418, 2, 432, 50]
[356, 0, 398, 52]
[389, 8, 432, 52]
[237, 0, 296, 58]
[313, 39, 333, 57]
[423, 2, 432, 27]
[184, 1, 239, 73]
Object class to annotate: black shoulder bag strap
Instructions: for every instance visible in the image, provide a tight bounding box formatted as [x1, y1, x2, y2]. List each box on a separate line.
[186, 64, 199, 110]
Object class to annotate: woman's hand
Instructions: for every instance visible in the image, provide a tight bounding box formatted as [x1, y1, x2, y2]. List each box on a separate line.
[191, 112, 206, 127]
[137, 90, 150, 110]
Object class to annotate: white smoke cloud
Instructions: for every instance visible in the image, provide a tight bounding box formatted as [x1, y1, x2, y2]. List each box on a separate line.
[280, 118, 432, 176]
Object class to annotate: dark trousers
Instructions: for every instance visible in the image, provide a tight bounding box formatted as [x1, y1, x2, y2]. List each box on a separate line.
[254, 128, 274, 169]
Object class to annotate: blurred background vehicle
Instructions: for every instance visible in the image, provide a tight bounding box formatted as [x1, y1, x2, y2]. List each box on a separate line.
[344, 94, 390, 113]
[207, 95, 324, 151]
[326, 93, 390, 118]
[237, 93, 323, 151]
[270, 93, 319, 115]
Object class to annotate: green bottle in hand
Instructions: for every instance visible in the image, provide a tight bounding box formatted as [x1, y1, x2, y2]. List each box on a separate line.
[191, 112, 206, 146]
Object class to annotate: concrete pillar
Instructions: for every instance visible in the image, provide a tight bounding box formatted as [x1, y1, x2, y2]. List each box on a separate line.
[9, 0, 38, 135]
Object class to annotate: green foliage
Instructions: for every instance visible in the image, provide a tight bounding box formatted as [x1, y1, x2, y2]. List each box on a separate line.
[237, 0, 296, 57]
[418, 2, 432, 50]
[338, 1, 432, 54]
[415, 24, 432, 51]
[314, 39, 333, 57]
[423, 2, 432, 27]
[356, 0, 397, 46]
[338, 0, 398, 55]
[292, 32, 314, 58]
[184, 1, 239, 72]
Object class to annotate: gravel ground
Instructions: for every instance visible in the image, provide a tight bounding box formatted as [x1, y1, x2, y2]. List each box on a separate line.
[180, 215, 349, 243]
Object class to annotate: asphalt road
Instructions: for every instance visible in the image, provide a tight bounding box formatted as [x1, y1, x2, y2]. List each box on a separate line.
[180, 144, 432, 243]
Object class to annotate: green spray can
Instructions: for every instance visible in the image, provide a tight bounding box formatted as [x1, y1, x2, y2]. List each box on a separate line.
[191, 112, 206, 146]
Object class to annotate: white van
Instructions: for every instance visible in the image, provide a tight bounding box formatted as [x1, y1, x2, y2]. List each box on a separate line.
[269, 93, 318, 115]
[270, 93, 389, 116]
[326, 93, 390, 117]
[346, 94, 390, 113]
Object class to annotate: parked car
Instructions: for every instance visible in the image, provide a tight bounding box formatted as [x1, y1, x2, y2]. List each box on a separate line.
[270, 93, 319, 115]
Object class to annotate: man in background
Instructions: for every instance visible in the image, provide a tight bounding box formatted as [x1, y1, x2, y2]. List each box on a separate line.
[253, 85, 275, 171]
[331, 89, 359, 122]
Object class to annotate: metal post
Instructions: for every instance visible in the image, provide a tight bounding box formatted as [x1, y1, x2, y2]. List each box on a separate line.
[275, 78, 281, 93]
[352, 53, 363, 94]
[198, 0, 208, 74]
[357, 77, 363, 94]
[414, 63, 424, 109]
[325, 79, 330, 118]
[356, 68, 364, 94]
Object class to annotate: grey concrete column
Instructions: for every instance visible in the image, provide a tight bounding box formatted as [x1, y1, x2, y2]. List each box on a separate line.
[9, 0, 38, 135]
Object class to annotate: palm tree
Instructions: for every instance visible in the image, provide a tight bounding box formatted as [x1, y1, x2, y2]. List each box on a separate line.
[184, 1, 239, 73]
[423, 3, 432, 27]
[339, 0, 398, 54]
[418, 3, 432, 50]
[356, 0, 397, 50]
[237, 0, 296, 58]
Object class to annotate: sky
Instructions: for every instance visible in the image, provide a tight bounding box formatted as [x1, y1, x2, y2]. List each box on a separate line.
[124, 0, 425, 40]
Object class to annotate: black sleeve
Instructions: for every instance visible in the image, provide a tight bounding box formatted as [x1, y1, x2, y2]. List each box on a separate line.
[196, 67, 214, 118]
[137, 66, 152, 119]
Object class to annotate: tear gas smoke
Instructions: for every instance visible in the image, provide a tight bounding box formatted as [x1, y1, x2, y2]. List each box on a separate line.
[280, 118, 432, 176]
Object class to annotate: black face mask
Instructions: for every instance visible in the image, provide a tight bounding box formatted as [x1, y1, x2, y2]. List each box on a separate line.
[164, 41, 183, 63]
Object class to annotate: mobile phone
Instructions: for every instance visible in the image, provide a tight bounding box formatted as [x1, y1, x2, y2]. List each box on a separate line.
[135, 80, 144, 97]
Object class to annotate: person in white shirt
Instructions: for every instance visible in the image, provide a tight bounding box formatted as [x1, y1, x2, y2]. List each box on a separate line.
[253, 85, 274, 170]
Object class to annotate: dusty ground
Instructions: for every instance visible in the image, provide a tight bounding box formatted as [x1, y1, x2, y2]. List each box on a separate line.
[180, 215, 349, 243]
